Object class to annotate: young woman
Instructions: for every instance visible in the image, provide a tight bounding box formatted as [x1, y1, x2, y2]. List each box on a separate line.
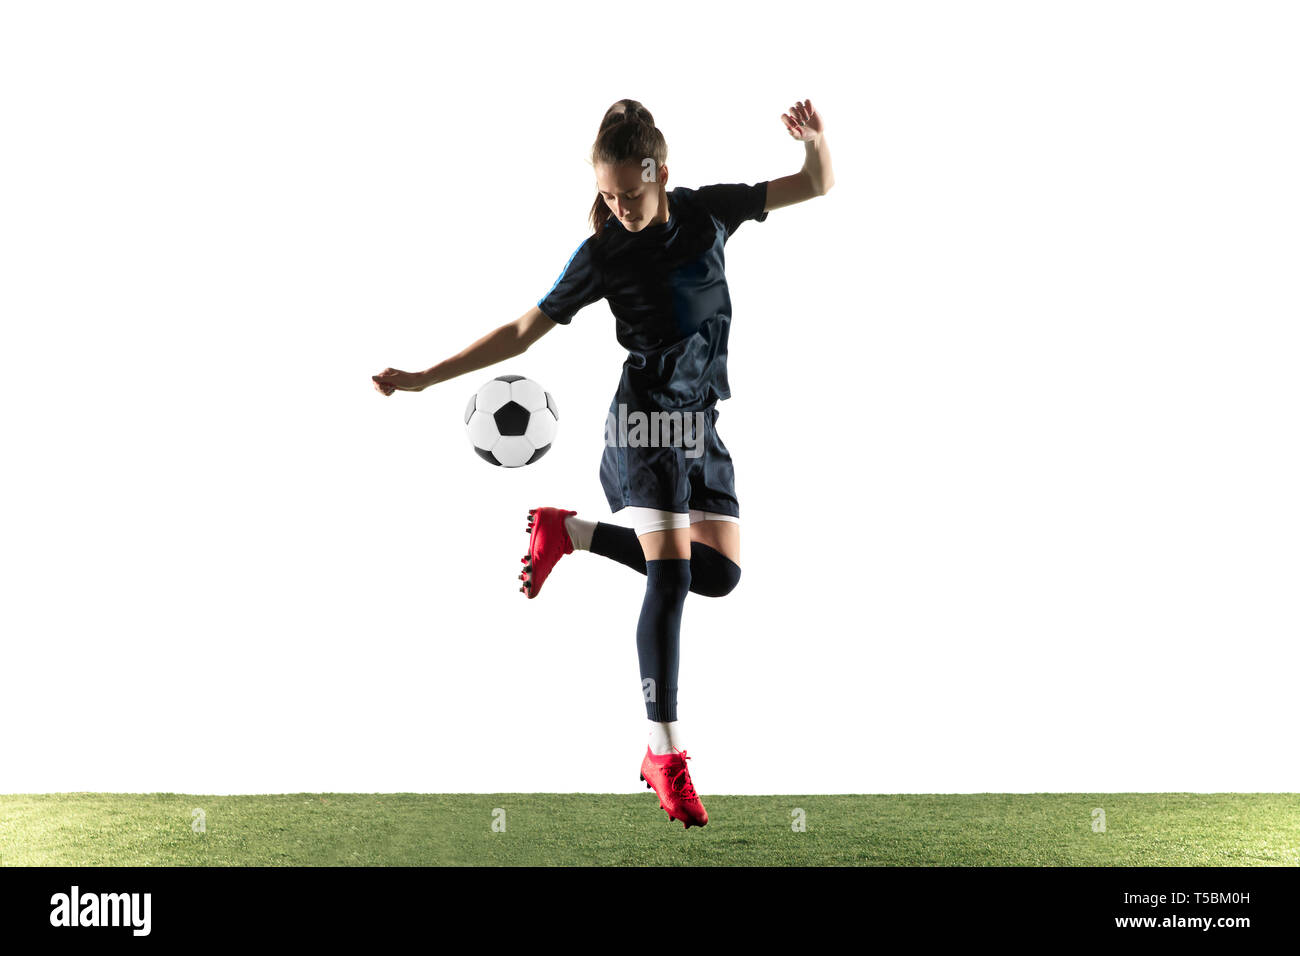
[373, 98, 833, 828]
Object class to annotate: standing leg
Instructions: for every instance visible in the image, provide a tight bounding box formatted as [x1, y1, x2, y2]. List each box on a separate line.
[634, 520, 709, 829]
[626, 513, 693, 756]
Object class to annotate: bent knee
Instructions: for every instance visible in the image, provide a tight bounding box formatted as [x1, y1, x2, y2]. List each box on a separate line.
[692, 562, 741, 598]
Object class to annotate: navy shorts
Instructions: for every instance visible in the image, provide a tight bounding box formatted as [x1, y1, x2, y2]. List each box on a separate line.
[599, 400, 740, 518]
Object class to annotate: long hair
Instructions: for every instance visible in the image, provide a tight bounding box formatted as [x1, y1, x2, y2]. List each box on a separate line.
[588, 99, 669, 240]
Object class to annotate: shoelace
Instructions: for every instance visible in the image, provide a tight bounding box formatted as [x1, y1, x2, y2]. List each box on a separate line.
[667, 751, 698, 801]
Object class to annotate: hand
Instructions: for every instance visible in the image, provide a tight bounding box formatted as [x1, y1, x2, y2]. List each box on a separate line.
[372, 367, 431, 396]
[780, 99, 824, 143]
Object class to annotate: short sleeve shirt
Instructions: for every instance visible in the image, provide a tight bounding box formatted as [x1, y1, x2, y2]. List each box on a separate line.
[537, 181, 769, 412]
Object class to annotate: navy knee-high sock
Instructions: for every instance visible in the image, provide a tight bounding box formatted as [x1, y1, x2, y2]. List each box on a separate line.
[638, 559, 691, 722]
[590, 522, 742, 597]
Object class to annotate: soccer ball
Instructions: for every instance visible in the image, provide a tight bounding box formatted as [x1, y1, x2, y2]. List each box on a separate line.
[464, 375, 559, 467]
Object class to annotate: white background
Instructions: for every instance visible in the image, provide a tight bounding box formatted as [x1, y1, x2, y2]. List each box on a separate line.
[2, 1, 1296, 794]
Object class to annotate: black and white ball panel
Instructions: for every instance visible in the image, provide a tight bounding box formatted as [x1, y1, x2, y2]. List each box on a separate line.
[465, 375, 560, 468]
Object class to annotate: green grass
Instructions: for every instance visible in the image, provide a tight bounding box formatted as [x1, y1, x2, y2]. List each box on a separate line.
[1, 793, 1296, 866]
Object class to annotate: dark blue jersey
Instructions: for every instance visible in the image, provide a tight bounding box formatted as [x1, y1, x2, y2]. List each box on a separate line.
[537, 181, 769, 412]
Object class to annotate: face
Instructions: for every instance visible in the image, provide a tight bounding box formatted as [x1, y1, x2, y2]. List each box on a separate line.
[596, 161, 669, 232]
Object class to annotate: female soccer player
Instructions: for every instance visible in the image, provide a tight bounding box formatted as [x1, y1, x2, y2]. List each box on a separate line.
[373, 98, 833, 828]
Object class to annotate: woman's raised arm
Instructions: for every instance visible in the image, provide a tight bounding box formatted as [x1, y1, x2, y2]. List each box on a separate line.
[766, 98, 835, 211]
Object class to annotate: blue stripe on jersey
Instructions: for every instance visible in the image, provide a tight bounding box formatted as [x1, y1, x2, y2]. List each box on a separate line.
[538, 239, 589, 307]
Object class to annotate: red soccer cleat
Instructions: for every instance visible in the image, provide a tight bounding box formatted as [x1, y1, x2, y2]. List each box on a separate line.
[639, 746, 709, 829]
[518, 507, 577, 599]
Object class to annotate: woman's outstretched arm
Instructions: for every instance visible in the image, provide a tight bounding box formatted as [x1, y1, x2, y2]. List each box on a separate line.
[372, 306, 556, 395]
[766, 98, 835, 211]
